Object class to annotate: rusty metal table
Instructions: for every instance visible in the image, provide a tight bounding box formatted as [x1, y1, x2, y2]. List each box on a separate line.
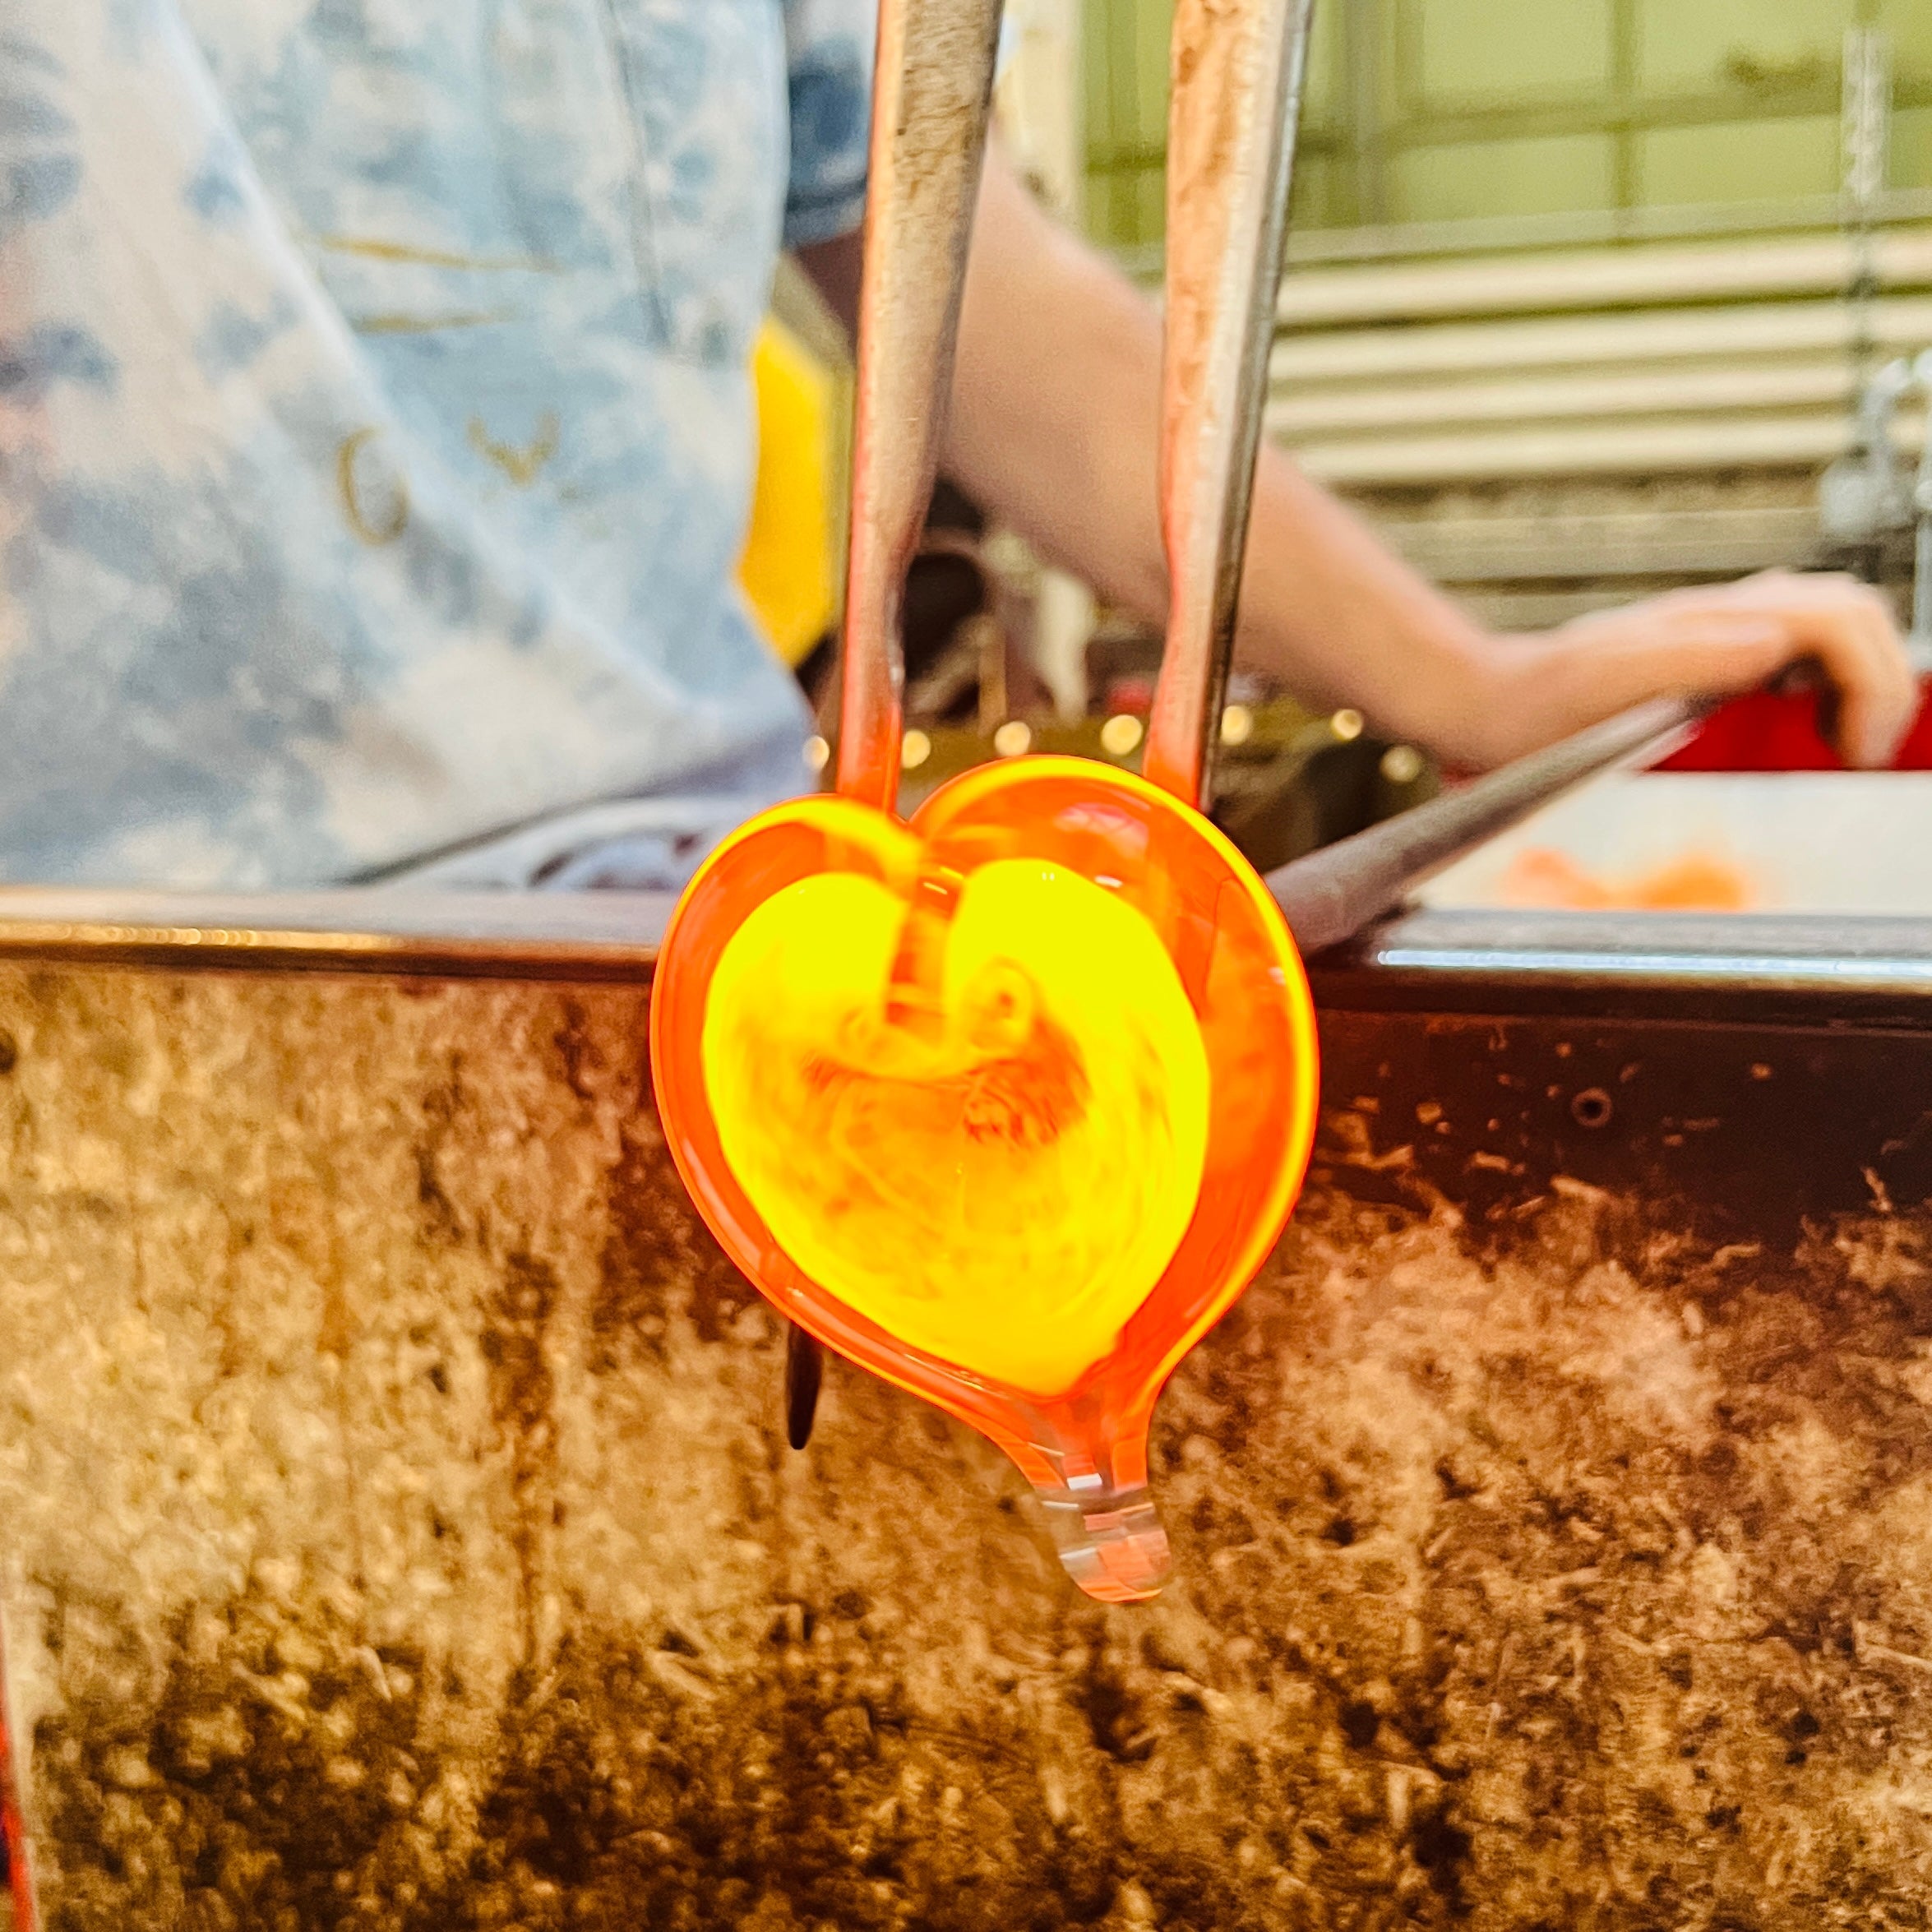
[0, 889, 1925, 1929]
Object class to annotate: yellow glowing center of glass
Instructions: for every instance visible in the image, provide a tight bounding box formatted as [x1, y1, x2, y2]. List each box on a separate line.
[701, 859, 1211, 1395]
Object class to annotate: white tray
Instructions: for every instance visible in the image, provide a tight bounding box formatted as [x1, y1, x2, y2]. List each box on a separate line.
[1421, 772, 1932, 917]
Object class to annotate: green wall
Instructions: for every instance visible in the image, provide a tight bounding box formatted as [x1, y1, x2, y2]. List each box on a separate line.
[1083, 0, 1932, 252]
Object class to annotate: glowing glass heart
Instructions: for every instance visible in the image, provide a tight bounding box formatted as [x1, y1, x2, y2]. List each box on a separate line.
[651, 757, 1319, 1600]
[703, 853, 1211, 1393]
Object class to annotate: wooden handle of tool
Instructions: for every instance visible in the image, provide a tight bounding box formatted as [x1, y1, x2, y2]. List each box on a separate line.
[836, 0, 1007, 812]
[1142, 0, 1317, 811]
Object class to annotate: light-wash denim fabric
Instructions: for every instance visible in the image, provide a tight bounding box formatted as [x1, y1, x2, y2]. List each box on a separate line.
[0, 0, 878, 890]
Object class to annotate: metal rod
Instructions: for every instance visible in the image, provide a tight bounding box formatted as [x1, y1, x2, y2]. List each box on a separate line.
[810, 0, 1006, 1449]
[1142, 0, 1319, 809]
[785, 1323, 826, 1452]
[835, 0, 1007, 812]
[1267, 696, 1704, 956]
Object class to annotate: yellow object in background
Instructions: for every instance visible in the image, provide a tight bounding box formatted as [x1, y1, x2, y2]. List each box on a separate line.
[738, 315, 843, 668]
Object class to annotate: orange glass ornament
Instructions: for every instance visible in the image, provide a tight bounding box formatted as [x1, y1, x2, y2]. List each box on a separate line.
[653, 0, 1321, 1600]
[651, 758, 1319, 1601]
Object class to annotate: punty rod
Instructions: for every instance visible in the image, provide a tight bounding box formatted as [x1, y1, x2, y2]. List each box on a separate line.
[1269, 637, 1932, 959]
[1266, 696, 1705, 955]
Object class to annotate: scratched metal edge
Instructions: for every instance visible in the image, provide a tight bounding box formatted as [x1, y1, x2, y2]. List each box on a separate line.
[0, 931, 661, 983]
[1307, 907, 1932, 1030]
[0, 892, 672, 983]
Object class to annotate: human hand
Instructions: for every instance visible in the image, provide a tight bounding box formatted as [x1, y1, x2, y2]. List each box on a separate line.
[1457, 571, 1917, 771]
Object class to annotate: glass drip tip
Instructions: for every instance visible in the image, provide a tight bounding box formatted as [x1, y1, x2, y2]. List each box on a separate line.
[1033, 1441, 1172, 1603]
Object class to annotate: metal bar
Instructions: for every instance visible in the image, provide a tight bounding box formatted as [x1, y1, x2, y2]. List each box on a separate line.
[835, 0, 1006, 812]
[1842, 25, 1894, 399]
[1267, 696, 1702, 955]
[1142, 0, 1319, 808]
[1322, 75, 1932, 151]
[0, 889, 671, 979]
[1366, 935, 1932, 997]
[5, 890, 1932, 1038]
[1913, 349, 1932, 641]
[1306, 905, 1932, 1033]
[1277, 231, 1932, 331]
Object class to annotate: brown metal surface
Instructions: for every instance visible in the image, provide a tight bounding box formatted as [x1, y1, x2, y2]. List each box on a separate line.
[2, 937, 1932, 1925]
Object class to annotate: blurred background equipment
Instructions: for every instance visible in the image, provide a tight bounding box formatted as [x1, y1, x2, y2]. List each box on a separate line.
[750, 2, 1932, 875]
[736, 272, 851, 668]
[1088, 0, 1930, 630]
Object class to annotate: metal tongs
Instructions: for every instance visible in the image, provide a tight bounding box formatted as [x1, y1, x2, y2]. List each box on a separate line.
[784, 0, 1324, 1447]
[785, 0, 1708, 1448]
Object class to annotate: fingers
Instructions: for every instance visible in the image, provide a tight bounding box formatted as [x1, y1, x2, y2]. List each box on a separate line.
[1556, 572, 1918, 769]
[1728, 571, 1916, 767]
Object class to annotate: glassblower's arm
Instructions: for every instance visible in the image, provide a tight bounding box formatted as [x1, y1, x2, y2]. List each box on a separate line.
[802, 161, 1916, 773]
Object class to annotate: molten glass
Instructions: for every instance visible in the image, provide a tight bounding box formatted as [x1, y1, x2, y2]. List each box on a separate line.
[652, 757, 1319, 1602]
[703, 851, 1212, 1394]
